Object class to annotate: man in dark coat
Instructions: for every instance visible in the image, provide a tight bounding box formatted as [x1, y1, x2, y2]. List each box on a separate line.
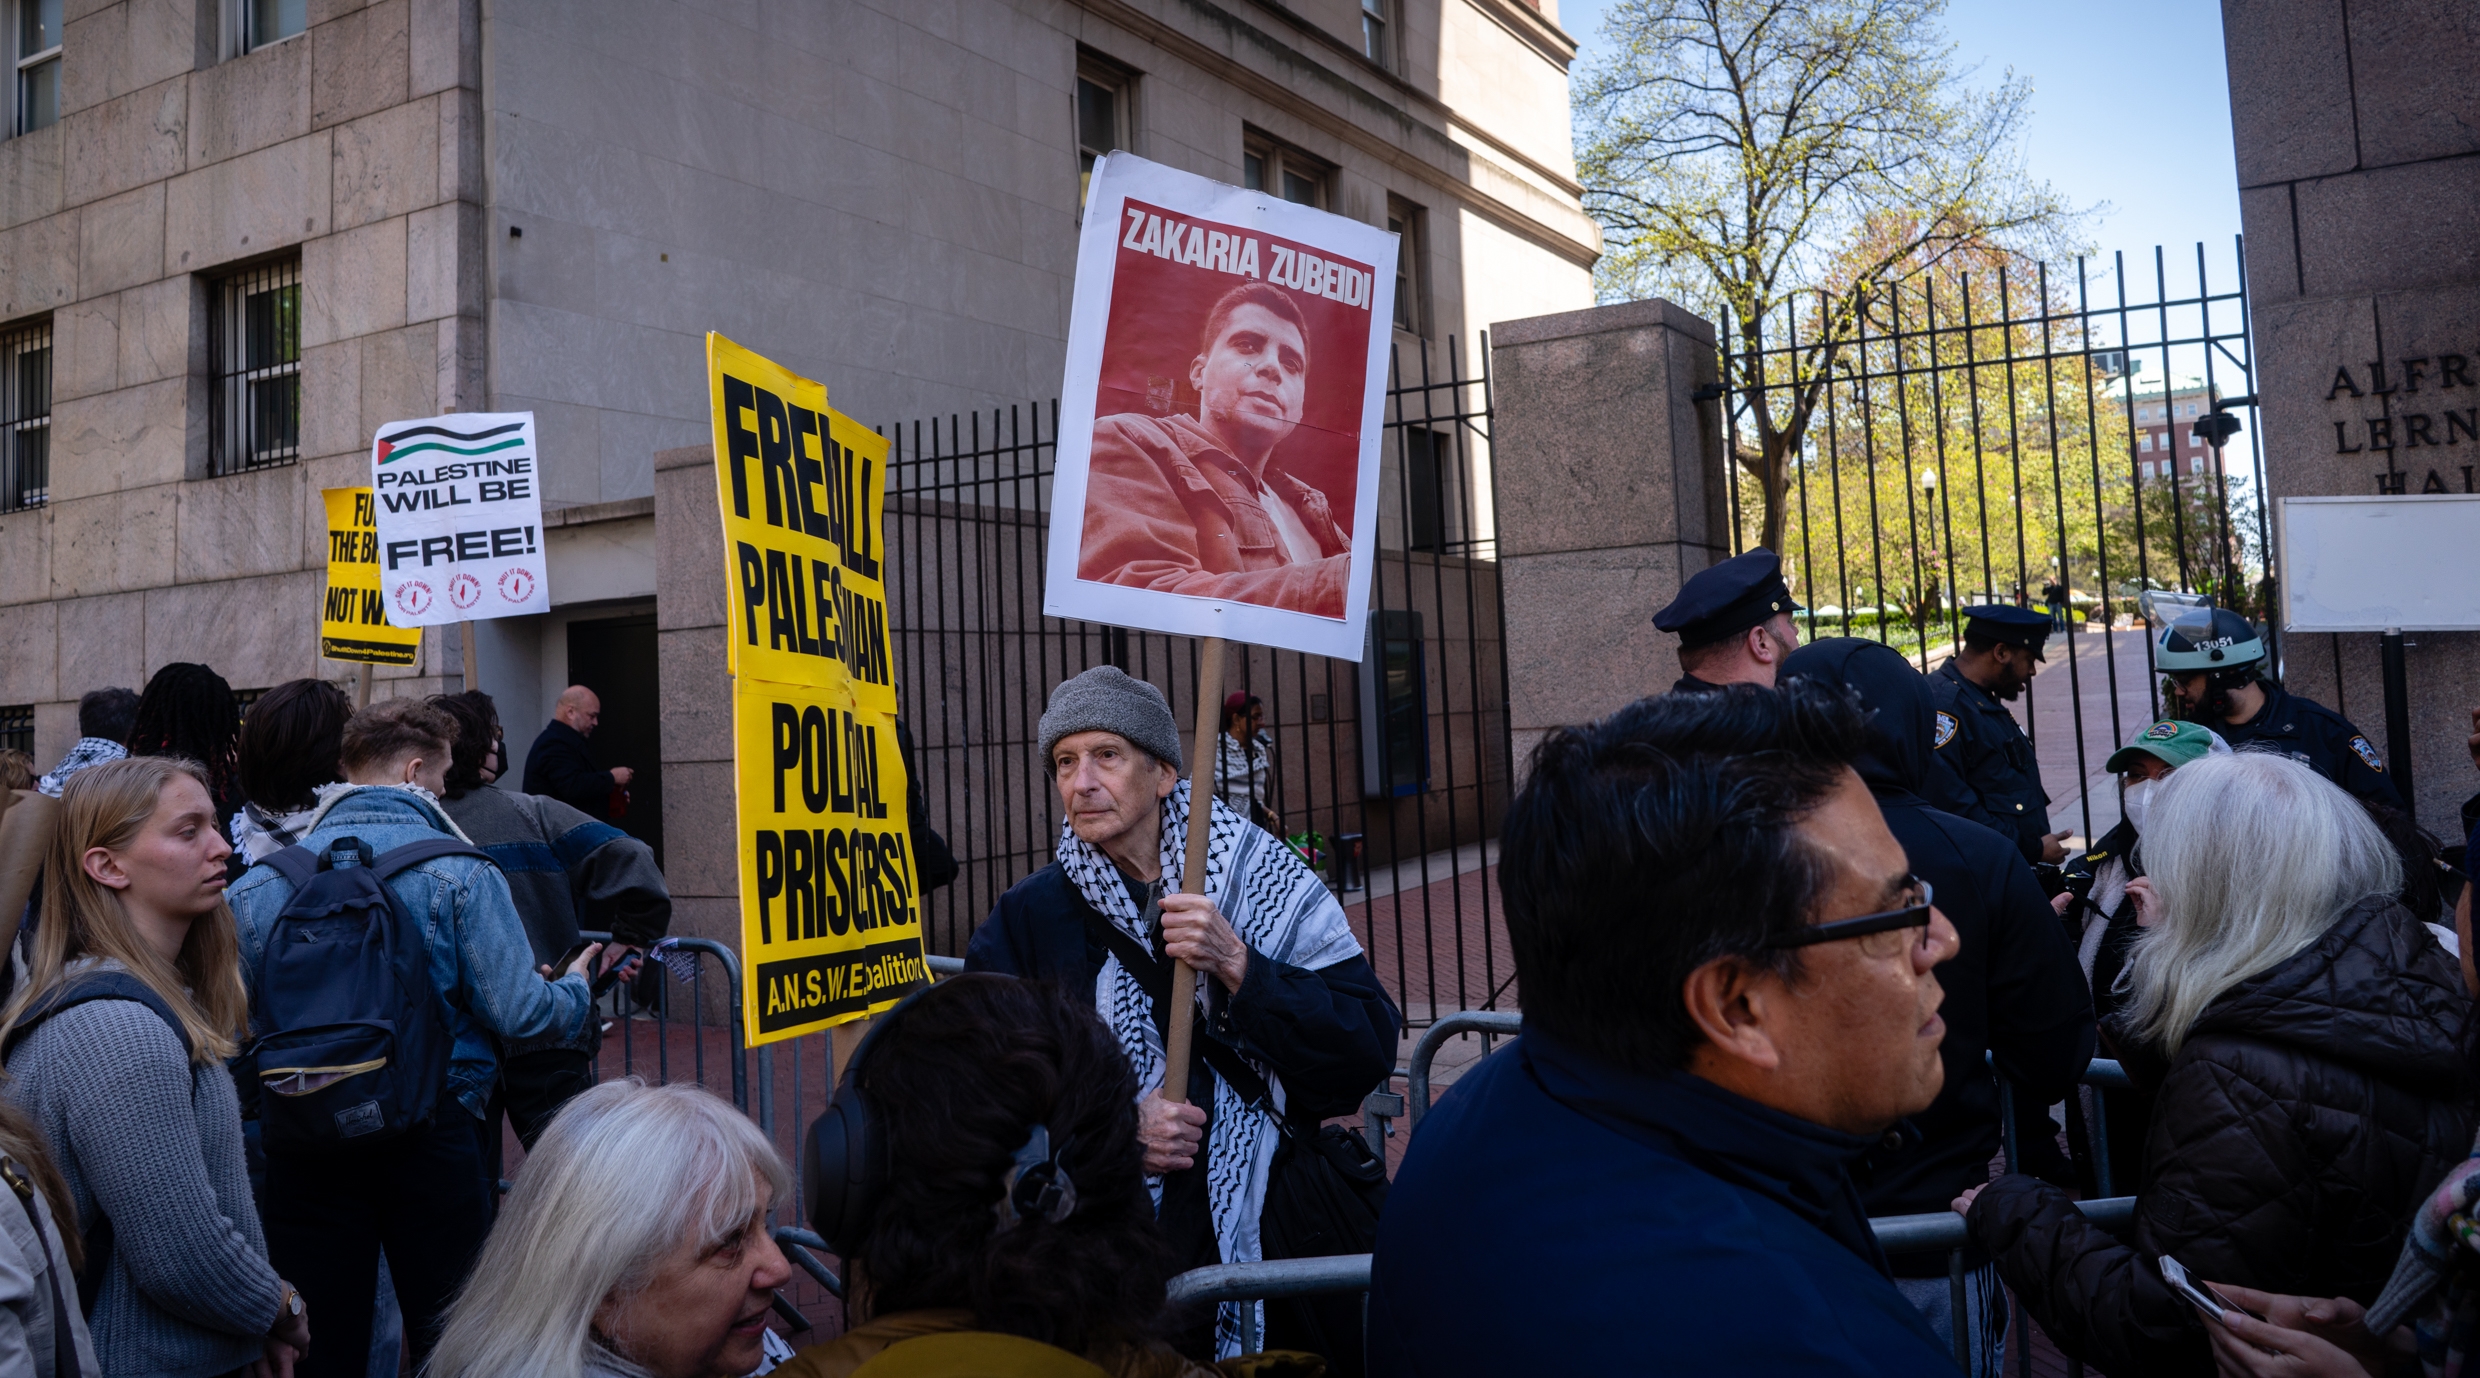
[522, 684, 633, 822]
[1368, 684, 1964, 1376]
[1651, 547, 1802, 693]
[2156, 606, 2399, 806]
[966, 666, 1395, 1368]
[1784, 637, 2096, 1372]
[1932, 604, 2070, 865]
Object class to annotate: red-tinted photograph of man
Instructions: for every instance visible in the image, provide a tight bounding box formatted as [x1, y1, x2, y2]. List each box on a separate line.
[1076, 279, 1356, 619]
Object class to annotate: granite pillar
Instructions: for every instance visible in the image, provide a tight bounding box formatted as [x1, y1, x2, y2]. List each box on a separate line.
[1489, 299, 1729, 777]
[2225, 0, 2480, 836]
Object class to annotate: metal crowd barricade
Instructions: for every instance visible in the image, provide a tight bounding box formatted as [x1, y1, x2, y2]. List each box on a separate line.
[582, 932, 749, 1112]
[1323, 1012, 2146, 1369]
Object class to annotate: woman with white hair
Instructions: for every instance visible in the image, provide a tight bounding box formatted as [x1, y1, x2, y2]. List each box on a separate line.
[426, 1080, 792, 1378]
[1956, 751, 2476, 1375]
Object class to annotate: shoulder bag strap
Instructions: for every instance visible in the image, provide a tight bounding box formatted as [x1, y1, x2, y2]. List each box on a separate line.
[1069, 899, 1294, 1138]
[0, 1158, 79, 1375]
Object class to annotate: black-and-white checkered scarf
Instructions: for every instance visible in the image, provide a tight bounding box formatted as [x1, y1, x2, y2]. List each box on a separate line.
[1054, 781, 1360, 1357]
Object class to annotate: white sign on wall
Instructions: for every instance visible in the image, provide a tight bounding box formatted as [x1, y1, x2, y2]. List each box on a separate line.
[2279, 494, 2480, 632]
[369, 411, 551, 626]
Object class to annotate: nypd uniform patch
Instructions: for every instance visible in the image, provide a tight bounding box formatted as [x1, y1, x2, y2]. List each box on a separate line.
[2350, 736, 2385, 772]
[1934, 711, 1958, 749]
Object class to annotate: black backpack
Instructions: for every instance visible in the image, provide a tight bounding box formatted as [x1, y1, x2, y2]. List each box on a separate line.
[251, 834, 486, 1151]
[1, 969, 195, 1316]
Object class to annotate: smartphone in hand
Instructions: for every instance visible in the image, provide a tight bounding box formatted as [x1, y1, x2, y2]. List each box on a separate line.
[2159, 1255, 2262, 1322]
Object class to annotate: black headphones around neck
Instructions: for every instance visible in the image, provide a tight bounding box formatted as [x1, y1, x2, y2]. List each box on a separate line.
[802, 980, 1079, 1256]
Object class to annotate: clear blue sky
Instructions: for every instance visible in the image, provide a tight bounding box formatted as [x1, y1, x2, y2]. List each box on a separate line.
[1555, 0, 2244, 286]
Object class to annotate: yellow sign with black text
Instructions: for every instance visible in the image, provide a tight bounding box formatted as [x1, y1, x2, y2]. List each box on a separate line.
[708, 333, 921, 1043]
[319, 487, 424, 665]
[705, 334, 897, 717]
[732, 675, 926, 1042]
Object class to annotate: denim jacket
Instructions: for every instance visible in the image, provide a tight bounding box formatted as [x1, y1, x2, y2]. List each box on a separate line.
[226, 785, 595, 1120]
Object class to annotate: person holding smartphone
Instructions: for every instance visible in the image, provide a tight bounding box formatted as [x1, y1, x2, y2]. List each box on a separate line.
[1954, 751, 2475, 1376]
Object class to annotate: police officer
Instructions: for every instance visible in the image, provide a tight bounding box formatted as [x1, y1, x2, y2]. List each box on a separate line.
[1651, 547, 1802, 693]
[1931, 604, 2071, 865]
[2156, 607, 2398, 806]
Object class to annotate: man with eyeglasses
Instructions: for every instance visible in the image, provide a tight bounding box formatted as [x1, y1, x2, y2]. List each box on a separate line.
[1367, 683, 1969, 1376]
[1784, 638, 2096, 1376]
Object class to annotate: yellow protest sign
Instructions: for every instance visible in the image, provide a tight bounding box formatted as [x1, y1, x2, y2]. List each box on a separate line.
[320, 487, 423, 666]
[733, 675, 927, 1042]
[705, 333, 897, 717]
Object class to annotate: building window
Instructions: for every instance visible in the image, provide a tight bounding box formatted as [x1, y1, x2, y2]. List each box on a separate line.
[1361, 0, 1391, 70]
[1074, 55, 1133, 215]
[0, 318, 46, 512]
[12, 0, 59, 136]
[1242, 134, 1329, 209]
[235, 0, 306, 54]
[209, 258, 302, 476]
[1387, 195, 1427, 336]
[0, 704, 29, 755]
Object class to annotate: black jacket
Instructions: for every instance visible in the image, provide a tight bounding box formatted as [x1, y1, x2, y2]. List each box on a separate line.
[965, 865, 1398, 1270]
[1785, 639, 2096, 1240]
[1929, 659, 2053, 862]
[1968, 895, 2474, 1375]
[522, 719, 615, 822]
[2214, 683, 2400, 808]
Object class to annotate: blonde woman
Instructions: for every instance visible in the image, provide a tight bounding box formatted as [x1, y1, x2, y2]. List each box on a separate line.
[1959, 751, 2475, 1375]
[426, 1080, 791, 1378]
[0, 757, 310, 1378]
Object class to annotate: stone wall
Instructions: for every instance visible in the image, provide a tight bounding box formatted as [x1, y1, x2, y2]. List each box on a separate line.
[2225, 0, 2480, 833]
[0, 0, 484, 762]
[1489, 298, 1729, 774]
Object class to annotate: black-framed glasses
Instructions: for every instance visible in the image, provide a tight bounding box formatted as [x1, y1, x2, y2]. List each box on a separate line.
[1766, 877, 1934, 949]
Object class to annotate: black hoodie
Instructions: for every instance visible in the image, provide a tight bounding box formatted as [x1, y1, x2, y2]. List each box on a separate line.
[1782, 638, 2097, 1240]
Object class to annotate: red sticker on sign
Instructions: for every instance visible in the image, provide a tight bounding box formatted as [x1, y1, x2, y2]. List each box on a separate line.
[395, 580, 433, 616]
[498, 567, 536, 604]
[449, 572, 482, 609]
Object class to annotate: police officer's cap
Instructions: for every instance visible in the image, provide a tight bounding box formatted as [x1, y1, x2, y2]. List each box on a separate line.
[1653, 548, 1802, 649]
[1961, 604, 2054, 661]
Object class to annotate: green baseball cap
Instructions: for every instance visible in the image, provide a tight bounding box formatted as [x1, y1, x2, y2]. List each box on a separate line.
[2104, 719, 2226, 774]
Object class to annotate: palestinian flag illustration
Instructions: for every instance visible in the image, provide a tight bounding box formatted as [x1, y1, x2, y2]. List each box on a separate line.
[374, 419, 529, 465]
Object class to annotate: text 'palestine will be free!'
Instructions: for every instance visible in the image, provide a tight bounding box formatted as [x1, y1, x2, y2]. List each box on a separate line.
[368, 412, 551, 626]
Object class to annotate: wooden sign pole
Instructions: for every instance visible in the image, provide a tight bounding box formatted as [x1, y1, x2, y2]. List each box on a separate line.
[1159, 636, 1224, 1106]
[355, 661, 373, 708]
[460, 620, 479, 694]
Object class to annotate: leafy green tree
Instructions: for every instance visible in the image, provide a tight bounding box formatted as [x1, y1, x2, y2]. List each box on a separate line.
[1577, 0, 2078, 551]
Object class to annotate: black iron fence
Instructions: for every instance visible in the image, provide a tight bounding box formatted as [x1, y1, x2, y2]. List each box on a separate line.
[1718, 241, 2268, 843]
[882, 337, 1517, 1019]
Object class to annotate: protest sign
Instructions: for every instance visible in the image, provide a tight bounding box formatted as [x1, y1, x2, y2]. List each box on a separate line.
[1044, 152, 1397, 662]
[320, 487, 423, 666]
[369, 412, 551, 626]
[706, 333, 921, 1043]
[705, 334, 899, 717]
[732, 674, 928, 1041]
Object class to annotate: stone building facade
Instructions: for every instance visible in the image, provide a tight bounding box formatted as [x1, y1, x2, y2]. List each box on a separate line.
[2221, 0, 2480, 835]
[0, 0, 1594, 939]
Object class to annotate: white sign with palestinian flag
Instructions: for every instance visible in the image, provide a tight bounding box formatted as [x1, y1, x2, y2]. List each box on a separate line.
[368, 411, 552, 626]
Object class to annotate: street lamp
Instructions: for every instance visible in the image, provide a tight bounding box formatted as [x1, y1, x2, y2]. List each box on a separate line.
[1918, 468, 1953, 621]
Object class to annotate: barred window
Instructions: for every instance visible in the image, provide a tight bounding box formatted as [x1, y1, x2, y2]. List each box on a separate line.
[0, 704, 29, 755]
[239, 0, 305, 53]
[209, 258, 301, 476]
[0, 317, 46, 512]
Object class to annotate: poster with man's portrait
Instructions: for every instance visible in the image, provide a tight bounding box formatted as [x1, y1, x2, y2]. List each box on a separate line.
[1045, 152, 1397, 661]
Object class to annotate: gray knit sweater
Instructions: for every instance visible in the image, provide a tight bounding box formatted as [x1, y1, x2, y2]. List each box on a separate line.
[3, 987, 280, 1378]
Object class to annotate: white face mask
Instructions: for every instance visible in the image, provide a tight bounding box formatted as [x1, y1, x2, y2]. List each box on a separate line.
[2123, 776, 2160, 834]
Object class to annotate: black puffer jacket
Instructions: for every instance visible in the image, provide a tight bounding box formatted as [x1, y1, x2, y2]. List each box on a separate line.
[1967, 894, 2473, 1376]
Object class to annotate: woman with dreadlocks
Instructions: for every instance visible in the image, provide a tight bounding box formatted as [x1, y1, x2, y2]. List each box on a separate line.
[127, 664, 243, 837]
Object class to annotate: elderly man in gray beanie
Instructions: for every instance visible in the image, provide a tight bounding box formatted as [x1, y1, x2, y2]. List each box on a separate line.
[965, 665, 1398, 1365]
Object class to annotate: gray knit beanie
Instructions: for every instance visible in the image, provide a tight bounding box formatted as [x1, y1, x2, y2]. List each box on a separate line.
[1037, 666, 1183, 770]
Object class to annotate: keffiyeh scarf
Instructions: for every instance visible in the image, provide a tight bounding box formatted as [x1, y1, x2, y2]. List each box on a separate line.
[2368, 1135, 2480, 1375]
[1055, 781, 1361, 1358]
[34, 738, 125, 797]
